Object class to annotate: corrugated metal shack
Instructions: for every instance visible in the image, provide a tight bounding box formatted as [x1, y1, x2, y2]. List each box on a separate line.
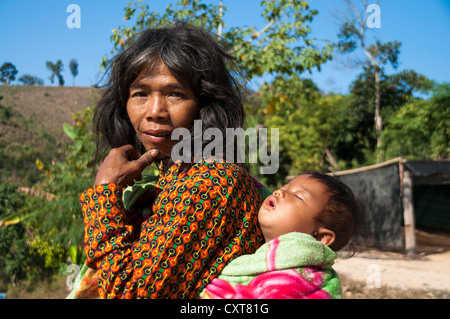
[330, 158, 450, 257]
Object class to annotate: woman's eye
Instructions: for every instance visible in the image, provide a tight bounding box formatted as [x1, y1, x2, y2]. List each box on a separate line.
[131, 91, 147, 98]
[169, 91, 185, 99]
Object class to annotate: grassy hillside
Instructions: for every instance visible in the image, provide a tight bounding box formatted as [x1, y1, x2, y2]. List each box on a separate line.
[0, 85, 99, 185]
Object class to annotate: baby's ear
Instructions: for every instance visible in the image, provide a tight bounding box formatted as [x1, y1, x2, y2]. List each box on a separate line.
[315, 227, 336, 247]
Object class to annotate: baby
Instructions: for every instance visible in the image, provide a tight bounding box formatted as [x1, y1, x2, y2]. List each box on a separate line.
[201, 172, 363, 299]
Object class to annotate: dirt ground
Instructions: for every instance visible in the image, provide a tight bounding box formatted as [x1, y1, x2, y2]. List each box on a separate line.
[333, 228, 450, 298]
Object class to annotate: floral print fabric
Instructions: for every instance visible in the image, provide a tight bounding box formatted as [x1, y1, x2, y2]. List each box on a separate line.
[81, 161, 264, 298]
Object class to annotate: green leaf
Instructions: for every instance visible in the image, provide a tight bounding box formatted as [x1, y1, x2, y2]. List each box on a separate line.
[68, 245, 78, 264]
[0, 208, 36, 228]
[62, 123, 76, 140]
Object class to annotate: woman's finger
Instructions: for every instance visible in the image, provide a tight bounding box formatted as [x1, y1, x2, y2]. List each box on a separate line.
[123, 145, 141, 161]
[136, 149, 160, 170]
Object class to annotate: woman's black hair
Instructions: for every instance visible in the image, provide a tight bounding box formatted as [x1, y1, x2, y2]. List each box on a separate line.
[302, 172, 365, 254]
[93, 22, 244, 169]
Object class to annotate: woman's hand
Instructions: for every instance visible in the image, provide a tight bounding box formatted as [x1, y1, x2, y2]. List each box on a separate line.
[94, 145, 160, 187]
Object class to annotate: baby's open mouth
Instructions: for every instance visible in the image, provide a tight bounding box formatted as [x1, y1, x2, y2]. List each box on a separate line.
[265, 196, 276, 210]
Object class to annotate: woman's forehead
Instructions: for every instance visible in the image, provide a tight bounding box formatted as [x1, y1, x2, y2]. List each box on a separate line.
[134, 58, 165, 79]
[131, 58, 192, 89]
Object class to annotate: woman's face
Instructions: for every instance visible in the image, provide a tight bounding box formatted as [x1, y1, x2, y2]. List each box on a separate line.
[127, 60, 200, 157]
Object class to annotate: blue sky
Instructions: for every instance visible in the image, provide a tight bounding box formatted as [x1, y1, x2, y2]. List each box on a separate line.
[0, 0, 449, 94]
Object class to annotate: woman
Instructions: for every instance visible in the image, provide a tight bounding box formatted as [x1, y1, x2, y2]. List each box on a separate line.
[77, 22, 266, 299]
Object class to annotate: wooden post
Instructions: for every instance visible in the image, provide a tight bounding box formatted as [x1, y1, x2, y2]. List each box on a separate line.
[401, 168, 416, 257]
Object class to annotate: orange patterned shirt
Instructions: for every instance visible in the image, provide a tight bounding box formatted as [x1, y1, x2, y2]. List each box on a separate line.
[81, 160, 264, 298]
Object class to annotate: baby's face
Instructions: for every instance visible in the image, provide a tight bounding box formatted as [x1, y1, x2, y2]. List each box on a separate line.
[258, 174, 329, 243]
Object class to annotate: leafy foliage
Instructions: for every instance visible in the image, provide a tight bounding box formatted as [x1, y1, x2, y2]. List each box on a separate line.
[334, 67, 435, 166]
[0, 62, 18, 85]
[46, 60, 65, 86]
[262, 74, 349, 174]
[335, 0, 402, 152]
[22, 106, 98, 267]
[0, 183, 52, 288]
[382, 83, 450, 159]
[102, 0, 333, 81]
[69, 59, 78, 86]
[18, 74, 44, 86]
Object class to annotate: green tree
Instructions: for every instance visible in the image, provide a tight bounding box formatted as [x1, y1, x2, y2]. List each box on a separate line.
[18, 74, 44, 86]
[381, 83, 450, 160]
[335, 67, 434, 167]
[46, 60, 65, 86]
[103, 0, 332, 83]
[262, 74, 348, 174]
[0, 62, 18, 85]
[69, 59, 78, 86]
[336, 0, 401, 155]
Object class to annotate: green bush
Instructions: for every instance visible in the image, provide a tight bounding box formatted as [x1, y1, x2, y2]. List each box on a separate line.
[0, 182, 50, 289]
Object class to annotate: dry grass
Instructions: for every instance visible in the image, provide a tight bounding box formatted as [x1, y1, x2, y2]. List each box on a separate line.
[5, 275, 70, 299]
[0, 85, 98, 141]
[0, 85, 99, 184]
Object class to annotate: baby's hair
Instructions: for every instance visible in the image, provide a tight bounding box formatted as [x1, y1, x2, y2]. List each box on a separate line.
[303, 172, 364, 254]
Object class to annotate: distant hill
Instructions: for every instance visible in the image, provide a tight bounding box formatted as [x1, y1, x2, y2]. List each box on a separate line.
[0, 85, 99, 185]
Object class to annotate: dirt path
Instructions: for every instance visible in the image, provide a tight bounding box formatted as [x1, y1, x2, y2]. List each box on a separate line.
[334, 249, 450, 292]
[333, 229, 450, 295]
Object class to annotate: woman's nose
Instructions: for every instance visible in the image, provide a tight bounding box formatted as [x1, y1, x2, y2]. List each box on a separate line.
[145, 94, 169, 121]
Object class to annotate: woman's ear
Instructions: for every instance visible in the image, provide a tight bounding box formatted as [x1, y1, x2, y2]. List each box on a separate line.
[314, 227, 336, 247]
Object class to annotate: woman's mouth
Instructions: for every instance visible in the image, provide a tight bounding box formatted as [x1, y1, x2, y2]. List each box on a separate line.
[142, 130, 172, 142]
